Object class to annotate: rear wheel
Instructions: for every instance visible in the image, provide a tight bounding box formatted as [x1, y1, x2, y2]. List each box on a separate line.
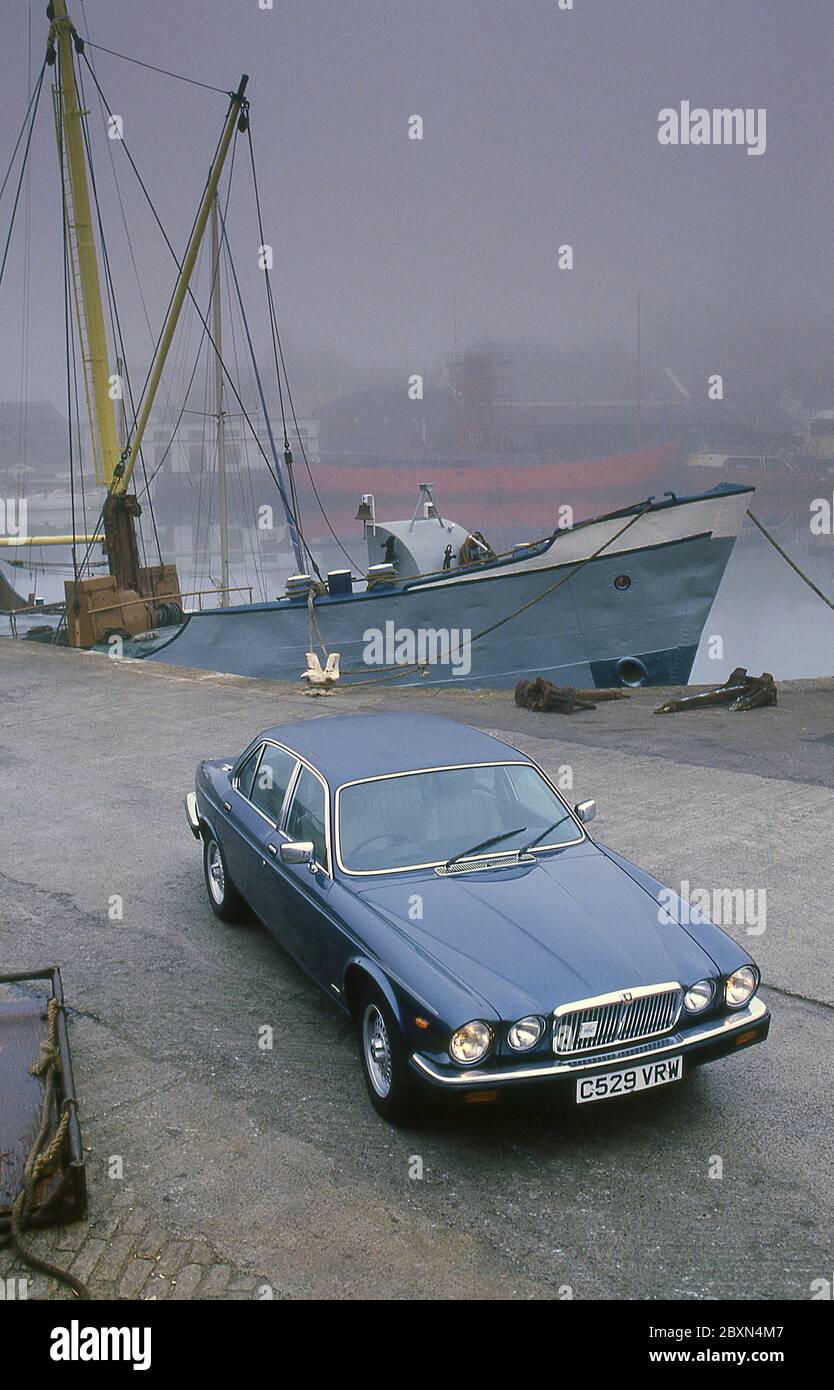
[203, 835, 245, 923]
[358, 986, 419, 1123]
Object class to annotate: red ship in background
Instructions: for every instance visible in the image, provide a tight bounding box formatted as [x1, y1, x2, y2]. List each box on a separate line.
[294, 342, 832, 548]
[296, 343, 690, 546]
[300, 439, 683, 540]
[49, 341, 828, 584]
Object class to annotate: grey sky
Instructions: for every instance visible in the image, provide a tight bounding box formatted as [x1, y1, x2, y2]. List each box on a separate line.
[1, 0, 832, 413]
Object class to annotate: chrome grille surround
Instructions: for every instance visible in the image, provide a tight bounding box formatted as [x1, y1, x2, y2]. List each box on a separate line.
[552, 982, 683, 1055]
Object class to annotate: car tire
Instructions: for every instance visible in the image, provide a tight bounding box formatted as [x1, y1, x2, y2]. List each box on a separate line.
[203, 834, 245, 923]
[357, 985, 419, 1124]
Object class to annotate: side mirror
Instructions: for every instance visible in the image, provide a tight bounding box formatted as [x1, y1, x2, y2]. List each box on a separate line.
[574, 799, 596, 825]
[279, 840, 315, 867]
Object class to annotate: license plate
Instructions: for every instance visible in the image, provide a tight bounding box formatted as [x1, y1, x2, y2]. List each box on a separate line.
[575, 1055, 683, 1104]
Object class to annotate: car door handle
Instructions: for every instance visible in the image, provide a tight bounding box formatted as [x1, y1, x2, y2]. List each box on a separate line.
[267, 843, 278, 857]
[223, 801, 231, 812]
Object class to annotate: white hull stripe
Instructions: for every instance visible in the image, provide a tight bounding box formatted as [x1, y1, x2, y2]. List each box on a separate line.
[405, 489, 751, 592]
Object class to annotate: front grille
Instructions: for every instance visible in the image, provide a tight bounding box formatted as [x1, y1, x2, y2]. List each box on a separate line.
[553, 983, 683, 1055]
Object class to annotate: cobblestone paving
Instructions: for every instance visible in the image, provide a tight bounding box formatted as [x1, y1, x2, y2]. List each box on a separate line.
[1, 1188, 272, 1301]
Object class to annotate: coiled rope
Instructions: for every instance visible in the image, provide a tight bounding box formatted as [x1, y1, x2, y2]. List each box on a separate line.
[0, 998, 90, 1299]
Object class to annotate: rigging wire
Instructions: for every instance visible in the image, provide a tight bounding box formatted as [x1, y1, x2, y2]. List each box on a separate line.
[127, 150, 263, 601]
[75, 58, 163, 567]
[80, 39, 229, 96]
[3, 34, 322, 604]
[244, 121, 364, 578]
[243, 123, 305, 557]
[223, 254, 268, 602]
[68, 253, 89, 540]
[54, 55, 79, 599]
[217, 210, 317, 577]
[138, 143, 243, 587]
[78, 6, 211, 496]
[15, 12, 35, 511]
[76, 52, 312, 588]
[66, 53, 233, 583]
[0, 62, 46, 291]
[76, 51, 224, 440]
[0, 59, 47, 207]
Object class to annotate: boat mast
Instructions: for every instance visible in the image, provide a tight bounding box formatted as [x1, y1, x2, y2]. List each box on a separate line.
[49, 0, 120, 488]
[110, 77, 249, 504]
[102, 72, 249, 601]
[210, 193, 230, 607]
[47, 0, 249, 642]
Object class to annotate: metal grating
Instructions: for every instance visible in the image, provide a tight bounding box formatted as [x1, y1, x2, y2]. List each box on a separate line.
[553, 984, 683, 1055]
[435, 852, 535, 876]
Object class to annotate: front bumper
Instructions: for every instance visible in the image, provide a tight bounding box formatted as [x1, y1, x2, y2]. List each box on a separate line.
[184, 791, 201, 839]
[410, 995, 770, 1092]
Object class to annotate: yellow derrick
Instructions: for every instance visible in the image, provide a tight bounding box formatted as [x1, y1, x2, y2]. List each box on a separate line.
[50, 0, 119, 488]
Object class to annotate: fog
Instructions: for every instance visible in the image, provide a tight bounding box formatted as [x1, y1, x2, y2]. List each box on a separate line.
[1, 1, 832, 675]
[2, 0, 832, 402]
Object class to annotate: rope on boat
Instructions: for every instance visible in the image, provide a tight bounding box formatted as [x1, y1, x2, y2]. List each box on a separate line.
[324, 498, 655, 689]
[80, 39, 230, 95]
[746, 509, 834, 613]
[0, 998, 91, 1299]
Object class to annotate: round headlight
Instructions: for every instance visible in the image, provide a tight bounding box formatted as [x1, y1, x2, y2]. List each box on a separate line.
[507, 1015, 544, 1051]
[449, 1020, 493, 1065]
[725, 966, 758, 1008]
[683, 979, 714, 1013]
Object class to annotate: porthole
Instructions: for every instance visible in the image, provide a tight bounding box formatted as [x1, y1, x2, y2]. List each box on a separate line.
[613, 574, 631, 591]
[616, 656, 648, 688]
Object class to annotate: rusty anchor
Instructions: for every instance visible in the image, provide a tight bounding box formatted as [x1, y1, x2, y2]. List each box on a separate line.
[514, 676, 631, 713]
[654, 667, 778, 715]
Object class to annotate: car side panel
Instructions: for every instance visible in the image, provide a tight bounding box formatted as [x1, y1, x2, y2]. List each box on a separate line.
[196, 760, 263, 905]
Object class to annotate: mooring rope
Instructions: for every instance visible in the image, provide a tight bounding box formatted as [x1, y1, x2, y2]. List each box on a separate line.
[746, 509, 834, 613]
[0, 998, 90, 1299]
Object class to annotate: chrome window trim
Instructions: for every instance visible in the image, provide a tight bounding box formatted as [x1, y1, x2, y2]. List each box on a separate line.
[233, 742, 296, 831]
[410, 996, 768, 1087]
[231, 738, 333, 877]
[232, 744, 266, 804]
[333, 759, 586, 877]
[232, 745, 282, 831]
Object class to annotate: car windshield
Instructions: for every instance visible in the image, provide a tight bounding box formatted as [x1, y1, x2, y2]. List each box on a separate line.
[337, 763, 582, 873]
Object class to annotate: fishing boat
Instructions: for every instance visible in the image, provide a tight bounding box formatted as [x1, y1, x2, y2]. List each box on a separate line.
[0, 1, 752, 690]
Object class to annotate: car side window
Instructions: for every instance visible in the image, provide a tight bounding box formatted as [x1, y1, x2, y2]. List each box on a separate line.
[235, 746, 262, 800]
[249, 745, 298, 824]
[285, 766, 328, 868]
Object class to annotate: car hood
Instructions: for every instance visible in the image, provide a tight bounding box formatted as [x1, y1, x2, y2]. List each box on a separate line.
[354, 845, 718, 1019]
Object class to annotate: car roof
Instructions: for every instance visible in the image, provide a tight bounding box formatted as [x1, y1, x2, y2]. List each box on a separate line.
[257, 712, 528, 786]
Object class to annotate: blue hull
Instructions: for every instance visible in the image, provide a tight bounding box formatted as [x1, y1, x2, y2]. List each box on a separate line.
[140, 487, 749, 689]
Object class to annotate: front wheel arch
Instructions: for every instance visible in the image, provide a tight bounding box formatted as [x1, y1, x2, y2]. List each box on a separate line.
[343, 961, 407, 1036]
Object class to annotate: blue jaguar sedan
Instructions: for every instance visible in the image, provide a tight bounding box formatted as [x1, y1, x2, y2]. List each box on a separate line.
[185, 712, 770, 1121]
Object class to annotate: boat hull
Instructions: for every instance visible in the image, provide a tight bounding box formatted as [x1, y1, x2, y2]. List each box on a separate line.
[139, 485, 752, 690]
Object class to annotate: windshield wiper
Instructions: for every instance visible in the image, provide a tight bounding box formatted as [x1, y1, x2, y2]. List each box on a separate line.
[445, 827, 527, 868]
[521, 814, 571, 854]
